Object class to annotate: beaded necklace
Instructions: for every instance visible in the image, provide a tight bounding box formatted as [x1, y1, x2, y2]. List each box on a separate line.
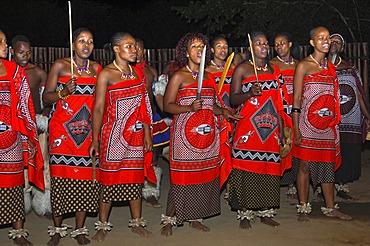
[72, 58, 91, 75]
[248, 60, 268, 72]
[277, 55, 295, 65]
[309, 54, 327, 70]
[186, 64, 198, 80]
[113, 60, 135, 80]
[210, 59, 225, 70]
[334, 56, 342, 68]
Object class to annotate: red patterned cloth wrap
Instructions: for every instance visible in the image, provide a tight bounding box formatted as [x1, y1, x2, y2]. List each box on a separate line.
[212, 68, 235, 109]
[291, 63, 342, 170]
[49, 65, 102, 181]
[232, 66, 287, 176]
[0, 60, 44, 189]
[170, 76, 230, 186]
[280, 69, 295, 169]
[99, 66, 155, 186]
[337, 65, 368, 143]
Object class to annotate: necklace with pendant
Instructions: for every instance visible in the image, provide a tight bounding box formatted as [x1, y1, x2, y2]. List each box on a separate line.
[248, 60, 268, 72]
[309, 54, 327, 70]
[277, 55, 295, 65]
[186, 64, 198, 80]
[211, 59, 225, 70]
[72, 58, 91, 75]
[113, 60, 135, 80]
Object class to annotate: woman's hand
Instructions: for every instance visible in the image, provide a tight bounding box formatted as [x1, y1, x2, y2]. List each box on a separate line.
[143, 133, 153, 153]
[190, 99, 203, 112]
[294, 128, 302, 146]
[222, 108, 243, 121]
[64, 77, 77, 95]
[89, 141, 99, 158]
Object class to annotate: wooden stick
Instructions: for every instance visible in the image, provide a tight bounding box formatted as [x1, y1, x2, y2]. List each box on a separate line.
[248, 33, 259, 83]
[68, 1, 73, 76]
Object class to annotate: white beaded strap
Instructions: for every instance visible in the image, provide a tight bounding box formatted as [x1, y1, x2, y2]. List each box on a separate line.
[321, 204, 340, 215]
[95, 221, 113, 232]
[8, 229, 29, 239]
[47, 224, 72, 237]
[335, 184, 350, 193]
[128, 217, 147, 228]
[257, 208, 277, 218]
[188, 219, 203, 223]
[70, 227, 89, 238]
[297, 203, 312, 214]
[285, 186, 297, 195]
[237, 210, 256, 221]
[160, 214, 177, 226]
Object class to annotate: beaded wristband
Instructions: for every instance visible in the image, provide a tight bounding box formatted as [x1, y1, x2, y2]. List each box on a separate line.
[291, 108, 301, 113]
[57, 87, 71, 100]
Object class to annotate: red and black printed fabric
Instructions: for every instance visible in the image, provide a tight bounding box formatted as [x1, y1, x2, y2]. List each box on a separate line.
[291, 63, 341, 170]
[232, 66, 286, 176]
[0, 60, 44, 189]
[212, 68, 235, 108]
[169, 77, 223, 186]
[99, 66, 154, 186]
[49, 65, 102, 181]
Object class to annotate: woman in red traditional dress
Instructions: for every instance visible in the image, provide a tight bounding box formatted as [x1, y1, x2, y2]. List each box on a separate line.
[229, 31, 286, 229]
[89, 32, 154, 241]
[43, 27, 102, 246]
[292, 26, 351, 221]
[270, 32, 300, 202]
[160, 32, 240, 237]
[0, 29, 44, 246]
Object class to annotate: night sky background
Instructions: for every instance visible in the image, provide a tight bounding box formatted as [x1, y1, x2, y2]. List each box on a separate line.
[1, 0, 370, 49]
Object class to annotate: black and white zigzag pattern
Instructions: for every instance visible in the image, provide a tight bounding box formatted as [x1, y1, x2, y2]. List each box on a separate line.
[232, 149, 280, 163]
[50, 155, 93, 167]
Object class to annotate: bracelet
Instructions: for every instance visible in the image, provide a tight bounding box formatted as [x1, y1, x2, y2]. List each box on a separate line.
[291, 107, 301, 113]
[57, 87, 70, 100]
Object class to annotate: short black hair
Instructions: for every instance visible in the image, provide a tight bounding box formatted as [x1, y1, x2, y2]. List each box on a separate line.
[11, 35, 30, 48]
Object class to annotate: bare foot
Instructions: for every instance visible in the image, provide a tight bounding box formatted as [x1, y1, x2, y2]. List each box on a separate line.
[131, 226, 152, 237]
[239, 219, 251, 229]
[92, 229, 107, 242]
[325, 210, 352, 220]
[145, 196, 163, 208]
[297, 213, 310, 222]
[75, 234, 90, 245]
[13, 236, 33, 246]
[160, 224, 173, 237]
[260, 217, 280, 227]
[189, 221, 210, 232]
[47, 234, 61, 246]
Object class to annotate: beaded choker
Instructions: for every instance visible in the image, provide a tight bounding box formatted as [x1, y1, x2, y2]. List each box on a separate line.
[248, 60, 268, 72]
[334, 56, 342, 68]
[309, 54, 327, 70]
[210, 60, 225, 70]
[277, 55, 295, 65]
[113, 60, 135, 80]
[72, 58, 91, 75]
[186, 64, 198, 80]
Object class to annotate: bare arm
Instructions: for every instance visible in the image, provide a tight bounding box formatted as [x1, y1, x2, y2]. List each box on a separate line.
[292, 61, 307, 146]
[88, 69, 109, 157]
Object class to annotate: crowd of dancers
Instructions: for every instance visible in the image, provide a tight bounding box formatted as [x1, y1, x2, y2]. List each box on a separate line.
[0, 25, 367, 246]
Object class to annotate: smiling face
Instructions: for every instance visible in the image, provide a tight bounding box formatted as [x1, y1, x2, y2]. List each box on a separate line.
[186, 38, 205, 65]
[73, 31, 94, 59]
[0, 32, 8, 59]
[310, 27, 331, 53]
[274, 35, 291, 58]
[12, 41, 31, 67]
[211, 37, 228, 61]
[114, 35, 137, 63]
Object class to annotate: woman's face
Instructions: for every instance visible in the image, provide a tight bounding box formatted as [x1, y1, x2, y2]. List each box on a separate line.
[115, 35, 137, 63]
[311, 27, 331, 53]
[212, 38, 228, 60]
[0, 32, 8, 59]
[251, 34, 269, 59]
[186, 38, 204, 65]
[274, 35, 291, 57]
[73, 31, 94, 59]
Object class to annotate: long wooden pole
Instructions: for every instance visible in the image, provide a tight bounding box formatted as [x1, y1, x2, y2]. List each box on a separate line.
[68, 1, 73, 76]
